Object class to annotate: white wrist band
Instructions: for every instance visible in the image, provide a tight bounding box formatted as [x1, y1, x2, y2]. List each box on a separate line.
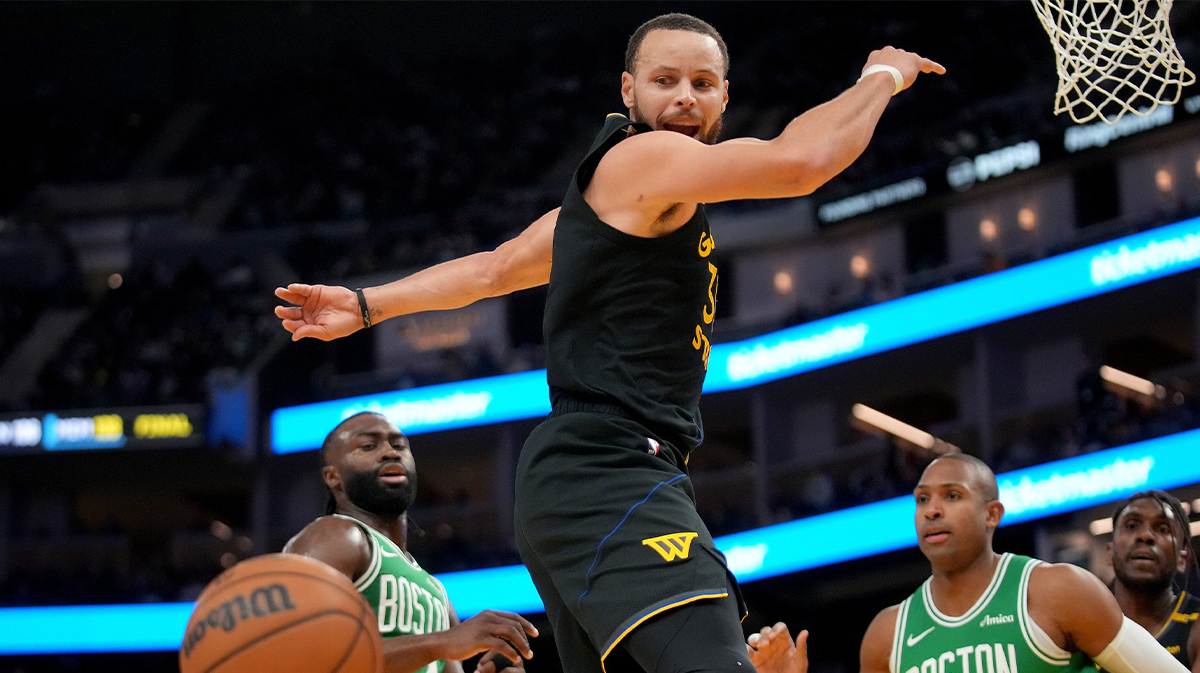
[858, 64, 905, 96]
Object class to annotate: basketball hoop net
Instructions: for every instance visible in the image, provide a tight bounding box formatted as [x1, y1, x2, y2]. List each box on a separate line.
[1031, 0, 1195, 125]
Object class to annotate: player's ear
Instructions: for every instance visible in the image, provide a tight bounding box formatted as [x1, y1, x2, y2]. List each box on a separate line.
[1176, 540, 1189, 575]
[985, 500, 1005, 529]
[721, 79, 729, 112]
[322, 464, 341, 490]
[621, 71, 636, 109]
[1105, 542, 1114, 568]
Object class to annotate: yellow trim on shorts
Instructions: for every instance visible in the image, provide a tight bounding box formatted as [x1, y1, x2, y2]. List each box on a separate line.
[599, 592, 729, 672]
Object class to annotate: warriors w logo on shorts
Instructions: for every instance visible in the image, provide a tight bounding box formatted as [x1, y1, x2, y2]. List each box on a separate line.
[642, 532, 699, 562]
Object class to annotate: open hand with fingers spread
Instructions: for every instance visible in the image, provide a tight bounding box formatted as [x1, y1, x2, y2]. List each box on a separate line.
[274, 283, 363, 342]
[436, 610, 539, 665]
[747, 623, 809, 673]
[861, 46, 946, 95]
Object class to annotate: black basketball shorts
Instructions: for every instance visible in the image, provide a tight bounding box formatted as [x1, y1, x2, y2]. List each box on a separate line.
[513, 411, 745, 672]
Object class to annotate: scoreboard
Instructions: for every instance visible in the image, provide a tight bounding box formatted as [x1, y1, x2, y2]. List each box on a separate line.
[0, 404, 204, 453]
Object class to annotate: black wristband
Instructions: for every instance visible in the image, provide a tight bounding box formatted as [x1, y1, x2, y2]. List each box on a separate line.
[355, 288, 371, 329]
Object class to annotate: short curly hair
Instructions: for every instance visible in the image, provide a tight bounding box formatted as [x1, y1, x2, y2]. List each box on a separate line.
[1111, 490, 1197, 588]
[624, 13, 729, 78]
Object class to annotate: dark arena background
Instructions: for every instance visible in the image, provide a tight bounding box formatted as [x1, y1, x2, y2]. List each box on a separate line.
[2, 2, 1200, 672]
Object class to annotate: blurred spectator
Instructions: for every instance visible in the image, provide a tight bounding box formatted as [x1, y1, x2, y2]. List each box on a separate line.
[29, 258, 277, 410]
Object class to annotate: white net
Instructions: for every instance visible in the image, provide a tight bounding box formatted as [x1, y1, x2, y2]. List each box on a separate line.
[1031, 0, 1195, 125]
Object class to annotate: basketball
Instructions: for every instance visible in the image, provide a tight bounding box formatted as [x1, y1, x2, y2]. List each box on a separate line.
[179, 553, 383, 673]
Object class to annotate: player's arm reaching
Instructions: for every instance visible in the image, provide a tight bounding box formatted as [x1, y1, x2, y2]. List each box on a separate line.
[283, 517, 537, 673]
[587, 48, 945, 236]
[276, 47, 942, 341]
[745, 622, 810, 673]
[274, 207, 558, 342]
[1028, 563, 1190, 673]
[748, 604, 895, 673]
[442, 608, 526, 673]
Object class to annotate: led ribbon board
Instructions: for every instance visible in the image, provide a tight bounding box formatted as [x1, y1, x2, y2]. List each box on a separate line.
[0, 603, 196, 654]
[0, 405, 204, 453]
[271, 370, 551, 454]
[271, 215, 1200, 454]
[6, 427, 1200, 654]
[717, 428, 1195, 582]
[814, 99, 1196, 223]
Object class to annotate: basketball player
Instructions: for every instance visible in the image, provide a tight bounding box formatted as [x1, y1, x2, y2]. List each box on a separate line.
[1107, 491, 1200, 670]
[275, 13, 944, 672]
[284, 411, 538, 673]
[747, 454, 1190, 673]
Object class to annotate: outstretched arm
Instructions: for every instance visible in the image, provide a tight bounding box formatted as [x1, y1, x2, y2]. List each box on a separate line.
[275, 207, 558, 341]
[590, 48, 945, 226]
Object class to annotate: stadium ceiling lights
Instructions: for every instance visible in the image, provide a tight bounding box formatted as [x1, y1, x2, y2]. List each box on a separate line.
[1099, 365, 1166, 399]
[5, 426, 1200, 654]
[850, 403, 956, 453]
[273, 214, 1200, 454]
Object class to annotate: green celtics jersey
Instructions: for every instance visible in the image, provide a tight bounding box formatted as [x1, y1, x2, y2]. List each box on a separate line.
[892, 554, 1093, 673]
[335, 514, 452, 673]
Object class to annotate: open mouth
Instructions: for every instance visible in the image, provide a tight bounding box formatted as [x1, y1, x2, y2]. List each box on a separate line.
[662, 121, 701, 139]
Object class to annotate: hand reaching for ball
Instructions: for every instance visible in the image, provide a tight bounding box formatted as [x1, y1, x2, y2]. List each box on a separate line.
[747, 622, 809, 673]
[476, 651, 524, 673]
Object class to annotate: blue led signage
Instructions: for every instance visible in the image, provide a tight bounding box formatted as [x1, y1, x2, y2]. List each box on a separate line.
[272, 216, 1200, 454]
[7, 427, 1200, 654]
[0, 603, 195, 654]
[271, 371, 551, 454]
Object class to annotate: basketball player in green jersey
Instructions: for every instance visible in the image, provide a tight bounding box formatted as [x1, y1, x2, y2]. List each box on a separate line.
[1107, 491, 1200, 671]
[747, 454, 1189, 673]
[275, 13, 944, 672]
[284, 412, 539, 673]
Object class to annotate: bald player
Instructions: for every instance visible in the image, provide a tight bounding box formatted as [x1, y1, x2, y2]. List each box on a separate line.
[748, 454, 1190, 673]
[1107, 491, 1200, 671]
[285, 412, 538, 673]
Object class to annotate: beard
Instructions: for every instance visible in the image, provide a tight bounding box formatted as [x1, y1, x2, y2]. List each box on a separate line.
[343, 466, 418, 517]
[1113, 557, 1175, 593]
[630, 100, 723, 145]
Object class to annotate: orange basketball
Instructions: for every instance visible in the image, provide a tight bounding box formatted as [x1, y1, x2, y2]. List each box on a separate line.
[179, 553, 383, 673]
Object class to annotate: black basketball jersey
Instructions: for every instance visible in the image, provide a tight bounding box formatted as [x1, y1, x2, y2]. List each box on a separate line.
[543, 114, 718, 455]
[1158, 590, 1200, 667]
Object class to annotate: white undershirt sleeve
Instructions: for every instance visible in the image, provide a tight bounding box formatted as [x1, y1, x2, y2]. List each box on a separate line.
[1092, 615, 1190, 673]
